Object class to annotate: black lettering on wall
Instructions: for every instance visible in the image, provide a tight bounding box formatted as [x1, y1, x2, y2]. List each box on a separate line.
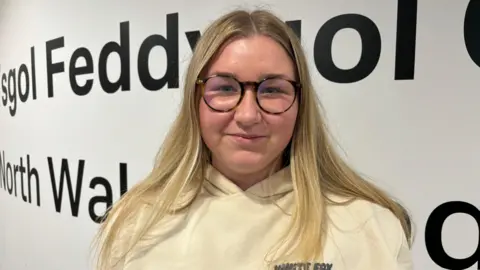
[5, 161, 14, 194]
[69, 48, 94, 96]
[119, 162, 128, 196]
[17, 156, 28, 202]
[7, 69, 16, 116]
[313, 14, 381, 83]
[0, 151, 12, 193]
[17, 47, 38, 103]
[0, 151, 3, 189]
[1, 71, 7, 106]
[46, 37, 65, 98]
[395, 0, 418, 80]
[98, 21, 131, 94]
[18, 64, 30, 103]
[48, 158, 84, 217]
[286, 20, 302, 39]
[30, 47, 37, 100]
[88, 163, 128, 223]
[185, 31, 201, 51]
[88, 162, 128, 223]
[0, 152, 40, 206]
[88, 176, 113, 223]
[26, 155, 40, 206]
[0, 66, 2, 108]
[138, 13, 179, 91]
[0, 47, 36, 117]
[425, 201, 480, 269]
[464, 0, 480, 67]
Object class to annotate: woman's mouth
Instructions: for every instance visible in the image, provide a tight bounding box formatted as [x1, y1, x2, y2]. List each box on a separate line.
[228, 134, 266, 143]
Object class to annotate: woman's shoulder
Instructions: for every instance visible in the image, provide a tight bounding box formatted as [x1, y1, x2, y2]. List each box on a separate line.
[324, 194, 413, 268]
[326, 194, 404, 226]
[97, 203, 156, 269]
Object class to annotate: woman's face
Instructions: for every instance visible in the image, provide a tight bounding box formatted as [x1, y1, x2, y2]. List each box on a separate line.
[199, 35, 298, 184]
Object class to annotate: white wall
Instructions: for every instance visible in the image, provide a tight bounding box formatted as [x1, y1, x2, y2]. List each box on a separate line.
[0, 0, 479, 269]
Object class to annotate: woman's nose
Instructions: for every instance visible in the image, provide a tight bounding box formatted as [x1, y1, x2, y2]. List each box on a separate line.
[233, 89, 261, 126]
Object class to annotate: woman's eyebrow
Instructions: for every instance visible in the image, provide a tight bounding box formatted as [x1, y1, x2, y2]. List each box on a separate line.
[258, 73, 288, 80]
[207, 71, 291, 81]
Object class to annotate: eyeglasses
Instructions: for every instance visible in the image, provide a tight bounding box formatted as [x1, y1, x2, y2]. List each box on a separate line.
[196, 74, 301, 114]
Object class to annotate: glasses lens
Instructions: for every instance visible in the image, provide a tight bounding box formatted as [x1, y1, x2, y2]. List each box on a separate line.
[203, 76, 241, 111]
[257, 79, 296, 113]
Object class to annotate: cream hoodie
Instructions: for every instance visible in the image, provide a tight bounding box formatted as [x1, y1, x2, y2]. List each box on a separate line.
[120, 165, 413, 270]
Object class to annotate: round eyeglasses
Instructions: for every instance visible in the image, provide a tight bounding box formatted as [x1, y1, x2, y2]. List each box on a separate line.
[196, 74, 301, 114]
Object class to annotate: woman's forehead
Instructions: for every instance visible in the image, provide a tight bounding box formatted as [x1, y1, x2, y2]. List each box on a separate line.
[206, 35, 296, 81]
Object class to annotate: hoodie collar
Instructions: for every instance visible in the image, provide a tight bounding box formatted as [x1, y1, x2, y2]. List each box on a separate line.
[203, 164, 293, 198]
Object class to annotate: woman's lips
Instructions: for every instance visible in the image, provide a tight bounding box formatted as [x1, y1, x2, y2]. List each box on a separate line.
[228, 134, 266, 143]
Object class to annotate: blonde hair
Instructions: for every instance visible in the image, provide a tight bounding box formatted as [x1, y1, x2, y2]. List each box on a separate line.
[91, 8, 413, 269]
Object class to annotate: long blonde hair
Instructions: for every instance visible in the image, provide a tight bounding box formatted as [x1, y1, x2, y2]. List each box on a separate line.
[91, 8, 413, 269]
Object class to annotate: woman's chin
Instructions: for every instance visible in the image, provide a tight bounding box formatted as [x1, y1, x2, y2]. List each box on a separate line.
[227, 154, 273, 172]
[212, 150, 278, 174]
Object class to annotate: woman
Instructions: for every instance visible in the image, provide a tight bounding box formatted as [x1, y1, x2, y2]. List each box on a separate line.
[92, 8, 414, 270]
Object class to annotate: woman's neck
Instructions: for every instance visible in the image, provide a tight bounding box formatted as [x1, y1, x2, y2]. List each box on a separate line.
[211, 158, 283, 190]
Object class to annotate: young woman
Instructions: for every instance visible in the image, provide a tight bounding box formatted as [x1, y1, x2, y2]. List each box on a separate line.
[92, 8, 414, 270]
